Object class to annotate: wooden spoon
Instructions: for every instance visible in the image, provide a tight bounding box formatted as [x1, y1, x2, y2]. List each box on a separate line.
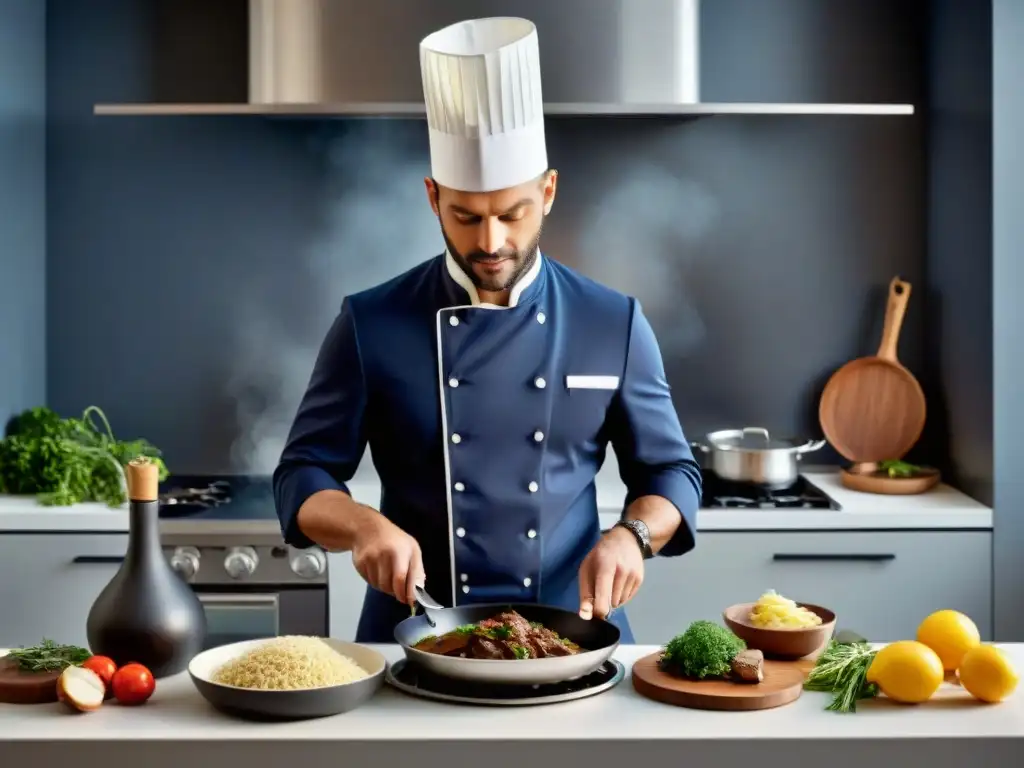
[818, 277, 926, 463]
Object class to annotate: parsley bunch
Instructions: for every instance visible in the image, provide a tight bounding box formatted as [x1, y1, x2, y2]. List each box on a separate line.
[0, 406, 168, 506]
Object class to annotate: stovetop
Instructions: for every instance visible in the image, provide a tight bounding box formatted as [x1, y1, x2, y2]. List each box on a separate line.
[159, 469, 841, 518]
[159, 475, 277, 521]
[700, 473, 841, 510]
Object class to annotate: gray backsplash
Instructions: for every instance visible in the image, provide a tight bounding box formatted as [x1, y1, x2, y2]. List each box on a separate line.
[44, 0, 942, 478]
[0, 0, 46, 427]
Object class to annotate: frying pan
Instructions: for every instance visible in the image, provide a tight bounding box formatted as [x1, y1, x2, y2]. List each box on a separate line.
[393, 599, 620, 686]
[819, 277, 926, 464]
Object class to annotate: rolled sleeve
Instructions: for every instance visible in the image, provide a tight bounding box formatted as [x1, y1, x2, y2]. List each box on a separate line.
[607, 300, 701, 557]
[273, 298, 367, 548]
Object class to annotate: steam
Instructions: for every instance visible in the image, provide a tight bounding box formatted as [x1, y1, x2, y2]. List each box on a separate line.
[578, 163, 720, 356]
[227, 121, 436, 473]
[225, 127, 721, 474]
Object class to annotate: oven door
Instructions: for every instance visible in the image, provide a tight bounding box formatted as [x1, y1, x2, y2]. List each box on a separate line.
[195, 586, 328, 649]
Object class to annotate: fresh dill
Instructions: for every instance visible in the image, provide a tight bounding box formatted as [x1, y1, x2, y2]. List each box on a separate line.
[803, 639, 879, 713]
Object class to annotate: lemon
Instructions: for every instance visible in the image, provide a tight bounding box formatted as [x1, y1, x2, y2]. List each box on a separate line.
[916, 609, 981, 672]
[866, 640, 945, 704]
[958, 645, 1020, 703]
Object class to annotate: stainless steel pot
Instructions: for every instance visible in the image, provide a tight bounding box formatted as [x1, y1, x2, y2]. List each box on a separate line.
[691, 427, 826, 489]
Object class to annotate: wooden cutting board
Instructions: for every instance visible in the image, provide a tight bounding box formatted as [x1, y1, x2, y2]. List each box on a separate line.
[632, 652, 815, 711]
[0, 654, 61, 704]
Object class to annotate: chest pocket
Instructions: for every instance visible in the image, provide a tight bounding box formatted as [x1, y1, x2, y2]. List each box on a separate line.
[552, 374, 620, 447]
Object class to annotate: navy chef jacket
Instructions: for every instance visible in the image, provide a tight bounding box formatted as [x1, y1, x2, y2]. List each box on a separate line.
[273, 252, 702, 643]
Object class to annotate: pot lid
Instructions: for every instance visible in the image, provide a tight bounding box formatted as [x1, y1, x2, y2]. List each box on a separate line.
[706, 428, 803, 451]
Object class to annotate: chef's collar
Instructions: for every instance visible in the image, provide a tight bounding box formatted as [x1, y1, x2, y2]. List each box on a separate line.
[443, 249, 544, 308]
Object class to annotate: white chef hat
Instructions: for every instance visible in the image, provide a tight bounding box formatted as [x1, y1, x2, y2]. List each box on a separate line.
[420, 17, 548, 193]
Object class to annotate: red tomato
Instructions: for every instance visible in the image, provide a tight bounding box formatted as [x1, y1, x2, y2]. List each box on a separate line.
[81, 655, 117, 689]
[111, 663, 155, 705]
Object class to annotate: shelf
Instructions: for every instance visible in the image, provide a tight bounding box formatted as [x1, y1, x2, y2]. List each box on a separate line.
[92, 102, 916, 117]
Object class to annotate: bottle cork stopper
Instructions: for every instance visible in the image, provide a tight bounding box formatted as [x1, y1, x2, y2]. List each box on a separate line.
[124, 456, 159, 502]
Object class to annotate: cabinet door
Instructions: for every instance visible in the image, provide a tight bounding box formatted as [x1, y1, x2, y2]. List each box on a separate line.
[327, 552, 367, 640]
[0, 534, 128, 649]
[627, 531, 993, 645]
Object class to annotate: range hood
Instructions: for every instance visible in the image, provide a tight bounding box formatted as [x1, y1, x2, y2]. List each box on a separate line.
[94, 0, 913, 117]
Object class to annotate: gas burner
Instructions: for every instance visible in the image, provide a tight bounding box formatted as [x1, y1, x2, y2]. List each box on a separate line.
[159, 480, 232, 515]
[701, 471, 840, 510]
[770, 495, 801, 505]
[713, 496, 760, 508]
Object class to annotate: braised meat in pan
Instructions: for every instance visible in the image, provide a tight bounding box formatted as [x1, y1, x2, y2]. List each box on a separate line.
[412, 610, 583, 660]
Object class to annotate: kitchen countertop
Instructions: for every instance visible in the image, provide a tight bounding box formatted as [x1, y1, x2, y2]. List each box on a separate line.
[0, 644, 1020, 767]
[0, 459, 992, 533]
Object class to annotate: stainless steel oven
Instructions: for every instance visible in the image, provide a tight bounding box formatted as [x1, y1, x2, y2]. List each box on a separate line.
[161, 535, 329, 650]
[157, 474, 330, 649]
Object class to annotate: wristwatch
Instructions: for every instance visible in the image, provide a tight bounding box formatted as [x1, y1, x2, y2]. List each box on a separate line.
[614, 519, 653, 560]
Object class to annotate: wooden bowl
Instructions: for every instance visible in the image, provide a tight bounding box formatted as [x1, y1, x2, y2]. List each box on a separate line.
[723, 603, 836, 660]
[840, 464, 941, 495]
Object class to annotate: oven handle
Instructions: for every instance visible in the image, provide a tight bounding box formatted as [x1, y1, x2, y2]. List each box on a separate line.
[197, 594, 280, 609]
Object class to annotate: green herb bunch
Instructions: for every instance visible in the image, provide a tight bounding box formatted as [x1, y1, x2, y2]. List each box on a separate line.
[660, 620, 746, 679]
[0, 406, 168, 506]
[878, 459, 923, 478]
[803, 639, 879, 712]
[6, 639, 91, 672]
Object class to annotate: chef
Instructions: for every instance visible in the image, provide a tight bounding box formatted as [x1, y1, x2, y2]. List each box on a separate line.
[273, 17, 702, 644]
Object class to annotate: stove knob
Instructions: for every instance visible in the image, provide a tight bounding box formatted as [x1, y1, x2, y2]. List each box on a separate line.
[289, 547, 326, 579]
[170, 546, 201, 580]
[224, 546, 259, 580]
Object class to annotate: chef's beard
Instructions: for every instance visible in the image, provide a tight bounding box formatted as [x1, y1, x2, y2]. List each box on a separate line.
[443, 224, 543, 294]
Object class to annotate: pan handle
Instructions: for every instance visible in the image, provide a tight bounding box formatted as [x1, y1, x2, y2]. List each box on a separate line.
[795, 439, 827, 454]
[414, 585, 444, 628]
[689, 441, 709, 453]
[877, 276, 912, 361]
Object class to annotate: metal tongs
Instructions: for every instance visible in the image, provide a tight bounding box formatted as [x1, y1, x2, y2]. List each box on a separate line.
[414, 585, 444, 628]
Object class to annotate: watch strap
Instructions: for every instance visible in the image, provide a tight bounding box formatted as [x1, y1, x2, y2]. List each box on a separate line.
[614, 519, 653, 559]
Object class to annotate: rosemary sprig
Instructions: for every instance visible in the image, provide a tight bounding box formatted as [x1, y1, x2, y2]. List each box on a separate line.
[6, 639, 91, 672]
[803, 639, 879, 713]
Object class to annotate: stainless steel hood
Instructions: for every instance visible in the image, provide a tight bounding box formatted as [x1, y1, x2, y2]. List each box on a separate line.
[94, 0, 913, 117]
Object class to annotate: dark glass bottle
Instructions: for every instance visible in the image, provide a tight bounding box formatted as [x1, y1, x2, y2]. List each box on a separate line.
[86, 457, 207, 678]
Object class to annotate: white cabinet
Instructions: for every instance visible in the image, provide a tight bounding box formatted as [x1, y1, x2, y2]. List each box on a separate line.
[627, 531, 993, 645]
[327, 552, 367, 640]
[0, 534, 128, 649]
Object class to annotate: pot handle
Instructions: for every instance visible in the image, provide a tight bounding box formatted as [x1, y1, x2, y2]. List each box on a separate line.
[795, 439, 827, 454]
[741, 427, 771, 442]
[689, 440, 709, 453]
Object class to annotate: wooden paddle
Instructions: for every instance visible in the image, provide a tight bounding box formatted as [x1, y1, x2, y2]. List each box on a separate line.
[818, 277, 926, 464]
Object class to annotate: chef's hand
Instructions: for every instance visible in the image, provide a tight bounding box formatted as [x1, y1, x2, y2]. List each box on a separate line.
[351, 514, 426, 606]
[578, 526, 645, 620]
